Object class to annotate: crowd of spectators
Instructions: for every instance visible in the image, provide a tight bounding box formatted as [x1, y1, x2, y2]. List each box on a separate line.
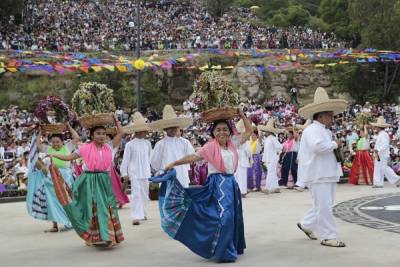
[0, 0, 347, 52]
[2, 96, 400, 196]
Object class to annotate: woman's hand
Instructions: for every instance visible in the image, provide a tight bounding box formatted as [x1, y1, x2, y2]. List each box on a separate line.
[238, 108, 246, 119]
[164, 163, 175, 172]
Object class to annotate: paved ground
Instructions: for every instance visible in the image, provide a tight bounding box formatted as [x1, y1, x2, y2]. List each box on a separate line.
[1, 183, 400, 267]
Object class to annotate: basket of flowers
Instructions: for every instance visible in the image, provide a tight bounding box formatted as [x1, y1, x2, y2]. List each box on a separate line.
[72, 82, 116, 128]
[190, 71, 240, 122]
[355, 112, 373, 128]
[34, 96, 75, 133]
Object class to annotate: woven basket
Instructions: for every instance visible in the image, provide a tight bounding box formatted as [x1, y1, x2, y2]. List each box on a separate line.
[79, 113, 114, 128]
[201, 107, 239, 123]
[41, 123, 66, 134]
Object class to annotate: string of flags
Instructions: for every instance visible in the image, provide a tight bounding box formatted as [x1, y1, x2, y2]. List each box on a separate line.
[0, 48, 399, 75]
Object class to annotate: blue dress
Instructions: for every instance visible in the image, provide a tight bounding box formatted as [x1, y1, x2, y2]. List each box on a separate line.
[27, 168, 74, 228]
[150, 169, 246, 262]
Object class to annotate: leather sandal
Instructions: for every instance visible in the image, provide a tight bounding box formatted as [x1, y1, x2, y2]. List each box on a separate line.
[297, 223, 317, 240]
[321, 239, 346, 247]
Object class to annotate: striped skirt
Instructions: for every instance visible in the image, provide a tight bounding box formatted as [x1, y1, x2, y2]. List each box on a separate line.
[50, 167, 124, 246]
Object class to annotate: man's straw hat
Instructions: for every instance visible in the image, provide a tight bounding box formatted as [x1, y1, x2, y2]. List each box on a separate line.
[295, 119, 312, 130]
[235, 119, 255, 134]
[150, 105, 193, 131]
[298, 87, 347, 119]
[258, 119, 283, 134]
[123, 112, 150, 134]
[370, 116, 391, 128]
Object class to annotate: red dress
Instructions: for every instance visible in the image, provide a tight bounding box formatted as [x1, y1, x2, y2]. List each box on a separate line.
[349, 138, 374, 185]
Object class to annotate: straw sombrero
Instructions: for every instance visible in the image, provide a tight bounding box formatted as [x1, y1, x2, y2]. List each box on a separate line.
[295, 119, 312, 130]
[370, 116, 391, 128]
[123, 112, 150, 134]
[235, 119, 255, 134]
[150, 105, 193, 131]
[258, 119, 283, 134]
[298, 87, 347, 119]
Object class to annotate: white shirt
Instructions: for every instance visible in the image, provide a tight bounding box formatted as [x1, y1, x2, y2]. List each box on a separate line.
[237, 140, 251, 168]
[262, 135, 282, 164]
[151, 136, 195, 186]
[208, 148, 236, 175]
[298, 121, 342, 184]
[375, 130, 390, 160]
[120, 138, 152, 179]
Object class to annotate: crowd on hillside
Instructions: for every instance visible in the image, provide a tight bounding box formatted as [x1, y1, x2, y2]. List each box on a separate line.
[0, 0, 347, 52]
[1, 96, 400, 194]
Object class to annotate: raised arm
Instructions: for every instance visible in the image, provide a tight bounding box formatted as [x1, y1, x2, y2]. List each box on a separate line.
[36, 128, 45, 152]
[112, 114, 123, 149]
[238, 109, 252, 145]
[164, 154, 203, 171]
[66, 122, 80, 146]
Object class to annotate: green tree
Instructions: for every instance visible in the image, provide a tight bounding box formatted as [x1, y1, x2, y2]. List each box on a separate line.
[349, 0, 400, 50]
[319, 0, 356, 40]
[286, 5, 311, 26]
[203, 0, 233, 17]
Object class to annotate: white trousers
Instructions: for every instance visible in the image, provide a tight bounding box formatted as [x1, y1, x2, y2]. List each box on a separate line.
[373, 159, 400, 186]
[234, 166, 248, 194]
[265, 161, 279, 190]
[130, 178, 149, 220]
[301, 182, 337, 240]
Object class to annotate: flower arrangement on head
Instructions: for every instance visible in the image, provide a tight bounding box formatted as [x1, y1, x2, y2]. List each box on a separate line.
[190, 71, 240, 122]
[71, 82, 116, 128]
[34, 96, 75, 133]
[355, 112, 373, 128]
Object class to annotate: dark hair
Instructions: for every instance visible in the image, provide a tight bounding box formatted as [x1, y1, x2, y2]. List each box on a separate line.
[210, 120, 232, 139]
[49, 134, 64, 141]
[89, 125, 106, 138]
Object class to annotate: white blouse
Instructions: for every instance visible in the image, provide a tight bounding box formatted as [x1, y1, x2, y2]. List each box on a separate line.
[208, 148, 236, 175]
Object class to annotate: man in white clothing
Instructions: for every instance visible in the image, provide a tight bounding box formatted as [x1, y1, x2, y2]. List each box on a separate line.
[258, 119, 283, 194]
[120, 112, 152, 225]
[297, 87, 347, 248]
[371, 116, 400, 188]
[150, 105, 194, 188]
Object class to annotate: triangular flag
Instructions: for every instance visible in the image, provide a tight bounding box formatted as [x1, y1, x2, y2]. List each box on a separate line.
[80, 67, 89, 73]
[199, 65, 209, 71]
[6, 68, 17, 73]
[116, 65, 127, 72]
[0, 68, 5, 74]
[92, 66, 102, 72]
[104, 65, 115, 71]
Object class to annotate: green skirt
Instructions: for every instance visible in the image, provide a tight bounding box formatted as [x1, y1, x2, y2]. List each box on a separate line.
[50, 167, 124, 245]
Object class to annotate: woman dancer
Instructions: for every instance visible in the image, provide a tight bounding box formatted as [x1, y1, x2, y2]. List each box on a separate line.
[151, 108, 252, 262]
[27, 123, 79, 232]
[349, 125, 374, 185]
[49, 116, 124, 247]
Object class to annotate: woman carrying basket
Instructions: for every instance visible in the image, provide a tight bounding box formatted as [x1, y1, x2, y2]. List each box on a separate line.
[151, 107, 252, 262]
[49, 115, 124, 247]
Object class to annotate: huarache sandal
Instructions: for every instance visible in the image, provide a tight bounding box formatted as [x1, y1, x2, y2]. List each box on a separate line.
[321, 239, 346, 247]
[44, 227, 59, 233]
[297, 223, 317, 240]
